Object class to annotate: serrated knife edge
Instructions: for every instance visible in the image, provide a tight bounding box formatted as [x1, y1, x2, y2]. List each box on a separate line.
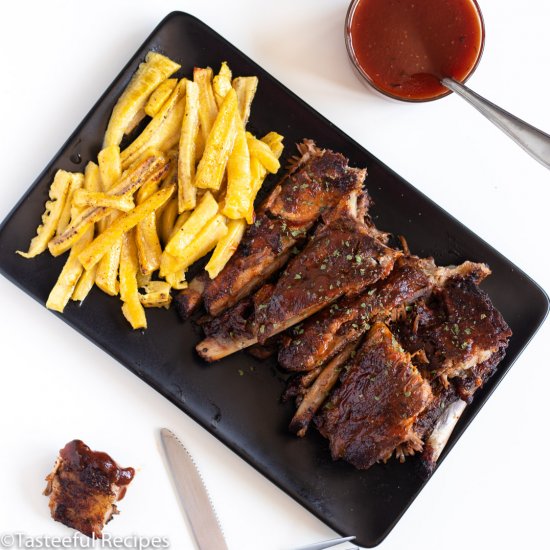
[160, 428, 228, 550]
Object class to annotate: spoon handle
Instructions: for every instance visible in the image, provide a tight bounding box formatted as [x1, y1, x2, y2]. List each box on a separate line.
[442, 77, 550, 170]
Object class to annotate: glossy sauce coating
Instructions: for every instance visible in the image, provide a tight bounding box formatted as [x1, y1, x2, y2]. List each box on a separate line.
[60, 440, 135, 490]
[349, 0, 483, 100]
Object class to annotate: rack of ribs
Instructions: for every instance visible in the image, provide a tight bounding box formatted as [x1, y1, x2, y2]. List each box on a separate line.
[196, 211, 400, 361]
[309, 266, 511, 470]
[175, 140, 367, 319]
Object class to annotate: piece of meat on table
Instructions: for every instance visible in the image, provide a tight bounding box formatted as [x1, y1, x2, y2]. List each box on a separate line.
[44, 440, 134, 538]
[315, 322, 433, 470]
[175, 140, 367, 319]
[196, 213, 399, 361]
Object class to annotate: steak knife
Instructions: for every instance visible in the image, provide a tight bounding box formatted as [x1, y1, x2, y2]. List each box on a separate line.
[160, 428, 228, 550]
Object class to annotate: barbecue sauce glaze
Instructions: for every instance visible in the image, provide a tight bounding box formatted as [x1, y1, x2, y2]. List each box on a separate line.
[349, 0, 483, 100]
[60, 440, 135, 497]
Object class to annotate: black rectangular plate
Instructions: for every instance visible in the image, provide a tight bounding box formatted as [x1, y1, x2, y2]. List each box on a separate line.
[0, 12, 547, 547]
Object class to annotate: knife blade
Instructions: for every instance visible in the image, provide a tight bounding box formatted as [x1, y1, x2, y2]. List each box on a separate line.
[160, 428, 228, 550]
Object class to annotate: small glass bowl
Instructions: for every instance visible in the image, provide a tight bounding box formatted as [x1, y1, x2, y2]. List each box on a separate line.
[344, 0, 486, 102]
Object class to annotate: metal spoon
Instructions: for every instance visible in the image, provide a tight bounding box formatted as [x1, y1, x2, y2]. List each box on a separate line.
[441, 77, 550, 170]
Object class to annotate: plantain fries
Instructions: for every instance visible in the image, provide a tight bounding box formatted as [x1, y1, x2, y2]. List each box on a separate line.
[49, 152, 169, 256]
[70, 161, 102, 303]
[21, 53, 286, 330]
[245, 133, 285, 224]
[121, 80, 186, 169]
[145, 78, 178, 117]
[169, 211, 191, 241]
[159, 198, 179, 246]
[246, 132, 280, 174]
[166, 214, 228, 275]
[17, 170, 74, 258]
[98, 145, 122, 191]
[95, 211, 122, 296]
[165, 269, 188, 290]
[194, 88, 238, 190]
[56, 173, 84, 235]
[79, 185, 175, 270]
[73, 190, 135, 212]
[104, 52, 181, 147]
[194, 67, 218, 147]
[119, 230, 146, 329]
[138, 281, 172, 308]
[83, 160, 101, 192]
[213, 62, 233, 108]
[232, 76, 258, 126]
[205, 218, 246, 279]
[164, 190, 218, 258]
[135, 178, 162, 275]
[222, 115, 251, 219]
[178, 79, 200, 213]
[46, 225, 95, 312]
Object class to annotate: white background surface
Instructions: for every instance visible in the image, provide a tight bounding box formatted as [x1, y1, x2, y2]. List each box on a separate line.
[1, 1, 549, 549]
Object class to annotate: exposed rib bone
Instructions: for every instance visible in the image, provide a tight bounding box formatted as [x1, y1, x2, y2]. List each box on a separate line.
[421, 399, 467, 470]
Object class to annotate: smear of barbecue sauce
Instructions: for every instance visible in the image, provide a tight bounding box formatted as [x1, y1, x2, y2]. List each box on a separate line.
[60, 440, 135, 498]
[348, 0, 484, 100]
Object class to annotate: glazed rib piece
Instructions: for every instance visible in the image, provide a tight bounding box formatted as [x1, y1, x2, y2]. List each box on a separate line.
[279, 257, 489, 373]
[176, 140, 367, 319]
[393, 270, 512, 387]
[315, 322, 433, 470]
[196, 213, 399, 361]
[44, 440, 134, 538]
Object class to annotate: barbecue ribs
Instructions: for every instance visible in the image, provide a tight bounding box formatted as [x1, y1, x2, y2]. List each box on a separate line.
[44, 440, 135, 538]
[196, 211, 399, 361]
[315, 322, 433, 469]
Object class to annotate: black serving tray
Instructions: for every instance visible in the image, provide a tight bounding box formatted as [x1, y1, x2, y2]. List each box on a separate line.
[0, 12, 547, 547]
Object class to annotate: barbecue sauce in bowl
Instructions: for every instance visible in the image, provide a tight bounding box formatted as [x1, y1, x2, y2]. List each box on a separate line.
[346, 0, 484, 101]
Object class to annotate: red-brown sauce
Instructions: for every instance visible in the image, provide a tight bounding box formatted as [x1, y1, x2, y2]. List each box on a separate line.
[60, 440, 135, 493]
[348, 0, 484, 100]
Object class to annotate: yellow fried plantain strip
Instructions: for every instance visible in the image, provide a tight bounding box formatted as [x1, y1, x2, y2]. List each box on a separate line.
[161, 213, 228, 276]
[104, 51, 181, 147]
[145, 78, 178, 117]
[95, 210, 123, 296]
[120, 80, 186, 169]
[213, 62, 232, 108]
[205, 218, 246, 279]
[246, 132, 280, 174]
[46, 225, 95, 312]
[49, 152, 169, 256]
[194, 88, 238, 190]
[98, 145, 122, 191]
[17, 170, 74, 258]
[165, 269, 188, 290]
[135, 178, 162, 275]
[70, 161, 103, 302]
[56, 173, 85, 236]
[119, 230, 147, 329]
[232, 76, 258, 126]
[245, 133, 284, 223]
[194, 67, 218, 147]
[178, 79, 200, 213]
[138, 281, 172, 308]
[73, 190, 135, 212]
[79, 185, 175, 270]
[164, 191, 218, 257]
[222, 114, 251, 220]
